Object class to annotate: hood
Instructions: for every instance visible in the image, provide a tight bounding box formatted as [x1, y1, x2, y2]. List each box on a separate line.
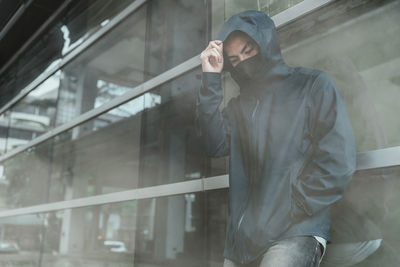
[217, 10, 291, 92]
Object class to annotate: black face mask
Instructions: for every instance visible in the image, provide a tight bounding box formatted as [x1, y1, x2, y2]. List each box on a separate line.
[230, 53, 264, 86]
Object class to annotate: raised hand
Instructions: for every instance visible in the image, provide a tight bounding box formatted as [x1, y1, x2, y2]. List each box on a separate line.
[200, 40, 224, 73]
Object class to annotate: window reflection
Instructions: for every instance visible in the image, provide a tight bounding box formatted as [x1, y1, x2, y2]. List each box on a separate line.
[0, 191, 228, 267]
[0, 0, 136, 108]
[0, 139, 53, 210]
[281, 0, 400, 152]
[0, 214, 44, 266]
[0, 67, 215, 209]
[6, 71, 61, 150]
[43, 202, 136, 266]
[48, 69, 205, 203]
[134, 191, 229, 266]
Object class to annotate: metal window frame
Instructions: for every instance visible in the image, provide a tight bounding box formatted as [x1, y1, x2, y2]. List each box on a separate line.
[0, 175, 230, 218]
[0, 0, 399, 220]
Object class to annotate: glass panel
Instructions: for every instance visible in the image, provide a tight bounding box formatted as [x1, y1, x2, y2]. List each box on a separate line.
[134, 193, 211, 266]
[137, 68, 211, 187]
[58, 0, 136, 56]
[55, 4, 147, 125]
[0, 0, 136, 108]
[7, 71, 60, 149]
[279, 0, 400, 152]
[0, 139, 53, 210]
[40, 202, 137, 267]
[48, 68, 210, 203]
[0, 66, 221, 208]
[48, 94, 144, 201]
[0, 214, 44, 266]
[2, 0, 209, 138]
[56, 0, 208, 126]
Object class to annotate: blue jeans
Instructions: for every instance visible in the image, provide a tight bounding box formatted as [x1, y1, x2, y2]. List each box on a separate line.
[223, 236, 322, 267]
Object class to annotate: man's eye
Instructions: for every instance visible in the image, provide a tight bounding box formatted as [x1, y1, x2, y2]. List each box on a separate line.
[245, 48, 254, 54]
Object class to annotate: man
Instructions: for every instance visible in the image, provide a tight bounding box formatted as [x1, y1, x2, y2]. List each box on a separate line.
[195, 10, 356, 267]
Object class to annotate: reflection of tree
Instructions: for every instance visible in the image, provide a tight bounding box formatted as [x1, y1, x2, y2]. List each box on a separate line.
[4, 143, 52, 208]
[5, 153, 31, 207]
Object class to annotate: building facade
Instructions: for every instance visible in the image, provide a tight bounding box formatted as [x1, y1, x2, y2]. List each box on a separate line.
[0, 0, 399, 266]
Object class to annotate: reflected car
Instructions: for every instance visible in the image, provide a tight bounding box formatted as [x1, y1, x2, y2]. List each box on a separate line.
[103, 240, 128, 253]
[0, 241, 20, 253]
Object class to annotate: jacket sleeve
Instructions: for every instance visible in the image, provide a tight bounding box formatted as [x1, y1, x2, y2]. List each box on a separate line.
[290, 72, 356, 219]
[195, 72, 232, 157]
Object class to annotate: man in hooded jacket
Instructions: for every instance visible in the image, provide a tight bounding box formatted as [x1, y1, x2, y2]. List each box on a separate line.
[195, 10, 356, 267]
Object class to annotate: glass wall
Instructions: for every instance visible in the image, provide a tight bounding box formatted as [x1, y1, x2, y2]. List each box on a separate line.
[0, 0, 399, 266]
[0, 67, 217, 208]
[1, 0, 209, 152]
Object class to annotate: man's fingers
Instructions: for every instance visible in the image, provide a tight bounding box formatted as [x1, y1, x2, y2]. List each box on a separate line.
[207, 40, 223, 51]
[208, 50, 222, 65]
[201, 40, 224, 68]
[210, 42, 223, 56]
[211, 48, 223, 63]
[202, 49, 222, 62]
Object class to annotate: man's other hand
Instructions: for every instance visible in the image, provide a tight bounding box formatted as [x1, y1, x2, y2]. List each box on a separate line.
[200, 40, 224, 73]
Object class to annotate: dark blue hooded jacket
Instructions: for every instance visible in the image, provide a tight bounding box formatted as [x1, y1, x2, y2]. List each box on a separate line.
[195, 10, 356, 264]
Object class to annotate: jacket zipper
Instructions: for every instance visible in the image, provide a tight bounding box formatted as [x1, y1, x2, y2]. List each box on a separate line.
[251, 99, 260, 119]
[237, 99, 259, 231]
[235, 98, 260, 263]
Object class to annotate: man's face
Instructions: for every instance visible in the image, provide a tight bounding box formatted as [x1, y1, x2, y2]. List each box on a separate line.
[224, 32, 260, 67]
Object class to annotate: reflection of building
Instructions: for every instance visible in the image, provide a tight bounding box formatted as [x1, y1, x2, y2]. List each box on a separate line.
[0, 0, 399, 266]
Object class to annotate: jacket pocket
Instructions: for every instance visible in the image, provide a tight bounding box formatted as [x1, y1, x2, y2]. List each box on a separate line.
[289, 158, 309, 221]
